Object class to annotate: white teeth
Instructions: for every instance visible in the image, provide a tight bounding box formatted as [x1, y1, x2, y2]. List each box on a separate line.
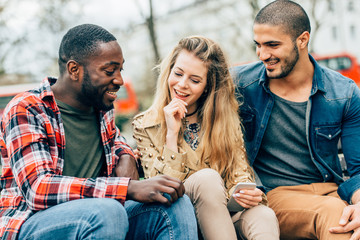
[175, 89, 187, 96]
[107, 91, 117, 95]
[266, 60, 278, 65]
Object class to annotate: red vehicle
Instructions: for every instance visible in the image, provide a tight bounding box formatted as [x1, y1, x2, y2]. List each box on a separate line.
[113, 80, 139, 116]
[313, 52, 360, 87]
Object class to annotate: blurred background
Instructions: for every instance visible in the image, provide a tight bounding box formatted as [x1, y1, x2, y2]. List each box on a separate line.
[1, 0, 360, 143]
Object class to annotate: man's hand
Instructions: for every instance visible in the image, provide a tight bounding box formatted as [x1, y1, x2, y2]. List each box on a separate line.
[329, 202, 360, 239]
[126, 175, 185, 206]
[114, 154, 139, 180]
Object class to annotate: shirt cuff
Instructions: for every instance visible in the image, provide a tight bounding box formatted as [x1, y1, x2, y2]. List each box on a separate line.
[337, 174, 360, 203]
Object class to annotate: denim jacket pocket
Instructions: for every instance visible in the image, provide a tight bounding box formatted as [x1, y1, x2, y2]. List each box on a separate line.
[240, 111, 256, 142]
[314, 124, 341, 158]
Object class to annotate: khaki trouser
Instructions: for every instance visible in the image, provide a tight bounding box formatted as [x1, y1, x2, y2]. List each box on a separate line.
[267, 182, 352, 240]
[184, 168, 279, 240]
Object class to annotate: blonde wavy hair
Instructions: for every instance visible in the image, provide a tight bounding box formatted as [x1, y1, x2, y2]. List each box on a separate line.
[149, 36, 251, 187]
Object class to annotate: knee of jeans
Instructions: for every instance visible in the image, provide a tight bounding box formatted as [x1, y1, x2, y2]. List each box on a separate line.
[90, 198, 129, 230]
[168, 195, 197, 223]
[187, 168, 224, 193]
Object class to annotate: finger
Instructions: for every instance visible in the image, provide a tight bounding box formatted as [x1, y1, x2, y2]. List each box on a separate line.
[163, 186, 180, 203]
[165, 105, 185, 119]
[236, 197, 260, 207]
[339, 205, 353, 226]
[234, 192, 262, 204]
[329, 226, 347, 234]
[233, 193, 260, 207]
[171, 97, 188, 106]
[169, 99, 188, 116]
[340, 219, 360, 233]
[153, 175, 185, 201]
[350, 230, 360, 240]
[160, 175, 185, 197]
[234, 198, 256, 209]
[240, 188, 263, 197]
[151, 191, 171, 206]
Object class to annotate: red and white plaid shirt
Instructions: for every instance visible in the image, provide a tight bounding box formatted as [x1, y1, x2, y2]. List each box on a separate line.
[0, 77, 134, 239]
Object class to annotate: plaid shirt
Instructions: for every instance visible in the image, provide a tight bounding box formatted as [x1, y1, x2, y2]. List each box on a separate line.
[0, 77, 134, 239]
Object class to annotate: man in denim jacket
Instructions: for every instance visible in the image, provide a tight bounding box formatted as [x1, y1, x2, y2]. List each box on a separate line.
[232, 1, 360, 239]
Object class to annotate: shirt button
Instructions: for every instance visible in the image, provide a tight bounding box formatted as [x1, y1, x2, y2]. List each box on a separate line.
[325, 174, 329, 179]
[171, 155, 176, 160]
[161, 156, 165, 160]
[328, 134, 332, 138]
[181, 162, 185, 167]
[149, 153, 153, 157]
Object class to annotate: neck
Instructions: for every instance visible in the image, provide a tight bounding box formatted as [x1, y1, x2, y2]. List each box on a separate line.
[185, 108, 198, 117]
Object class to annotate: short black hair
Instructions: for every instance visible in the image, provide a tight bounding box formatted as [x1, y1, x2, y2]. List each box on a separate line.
[255, 0, 311, 40]
[58, 24, 117, 74]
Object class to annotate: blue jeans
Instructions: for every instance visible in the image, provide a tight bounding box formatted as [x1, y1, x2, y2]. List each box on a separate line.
[18, 196, 197, 240]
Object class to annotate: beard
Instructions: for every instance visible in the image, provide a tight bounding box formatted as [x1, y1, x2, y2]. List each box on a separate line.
[79, 68, 114, 111]
[267, 43, 299, 79]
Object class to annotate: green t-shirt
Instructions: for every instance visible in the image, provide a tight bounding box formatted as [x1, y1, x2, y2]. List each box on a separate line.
[57, 100, 104, 178]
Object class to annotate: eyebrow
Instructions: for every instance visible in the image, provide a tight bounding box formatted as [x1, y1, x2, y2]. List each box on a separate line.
[104, 59, 125, 66]
[254, 40, 281, 45]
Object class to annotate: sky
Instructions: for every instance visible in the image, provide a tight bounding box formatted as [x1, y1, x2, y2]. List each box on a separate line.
[2, 0, 195, 80]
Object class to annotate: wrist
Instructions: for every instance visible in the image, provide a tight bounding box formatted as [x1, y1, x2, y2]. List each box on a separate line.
[166, 134, 178, 153]
[351, 189, 360, 204]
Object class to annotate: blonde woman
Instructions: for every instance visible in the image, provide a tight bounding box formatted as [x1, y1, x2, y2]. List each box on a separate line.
[133, 36, 279, 239]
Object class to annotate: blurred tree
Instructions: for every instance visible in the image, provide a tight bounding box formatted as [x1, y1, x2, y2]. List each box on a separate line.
[0, 0, 26, 77]
[307, 0, 331, 53]
[135, 0, 161, 64]
[34, 0, 84, 77]
[0, 0, 84, 83]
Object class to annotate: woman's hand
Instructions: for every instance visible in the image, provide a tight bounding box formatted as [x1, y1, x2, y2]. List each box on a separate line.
[163, 98, 187, 152]
[233, 187, 263, 209]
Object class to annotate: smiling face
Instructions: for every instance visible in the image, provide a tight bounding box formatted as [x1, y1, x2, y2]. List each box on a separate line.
[168, 50, 208, 113]
[78, 41, 124, 111]
[254, 23, 300, 79]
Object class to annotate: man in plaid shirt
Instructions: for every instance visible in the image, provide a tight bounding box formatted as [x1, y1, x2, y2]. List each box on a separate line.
[0, 24, 197, 240]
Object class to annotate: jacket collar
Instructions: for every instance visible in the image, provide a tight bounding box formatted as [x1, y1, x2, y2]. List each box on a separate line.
[259, 54, 326, 95]
[140, 110, 162, 129]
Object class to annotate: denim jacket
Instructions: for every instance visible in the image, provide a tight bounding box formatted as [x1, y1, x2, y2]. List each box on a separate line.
[231, 54, 360, 203]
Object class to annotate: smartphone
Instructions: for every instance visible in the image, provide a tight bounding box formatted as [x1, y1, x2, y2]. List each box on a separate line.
[227, 182, 257, 212]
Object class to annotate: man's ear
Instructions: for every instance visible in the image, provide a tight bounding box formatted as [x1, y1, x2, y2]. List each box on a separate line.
[67, 60, 81, 81]
[297, 31, 310, 49]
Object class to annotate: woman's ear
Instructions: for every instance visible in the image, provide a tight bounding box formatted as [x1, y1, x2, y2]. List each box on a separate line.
[67, 60, 81, 81]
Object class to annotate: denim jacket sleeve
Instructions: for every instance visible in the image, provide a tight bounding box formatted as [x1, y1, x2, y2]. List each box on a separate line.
[337, 84, 360, 203]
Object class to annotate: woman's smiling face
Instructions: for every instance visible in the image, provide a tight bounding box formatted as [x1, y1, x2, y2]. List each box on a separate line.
[168, 50, 208, 113]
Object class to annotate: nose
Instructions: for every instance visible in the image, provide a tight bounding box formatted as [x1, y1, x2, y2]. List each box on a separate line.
[257, 47, 271, 61]
[113, 70, 124, 86]
[177, 76, 188, 88]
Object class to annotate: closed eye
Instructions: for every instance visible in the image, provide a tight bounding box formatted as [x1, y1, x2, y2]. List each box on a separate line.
[105, 70, 115, 76]
[174, 72, 182, 77]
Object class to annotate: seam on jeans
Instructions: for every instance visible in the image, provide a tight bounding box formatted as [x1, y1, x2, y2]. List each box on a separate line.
[21, 220, 94, 240]
[127, 206, 174, 240]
